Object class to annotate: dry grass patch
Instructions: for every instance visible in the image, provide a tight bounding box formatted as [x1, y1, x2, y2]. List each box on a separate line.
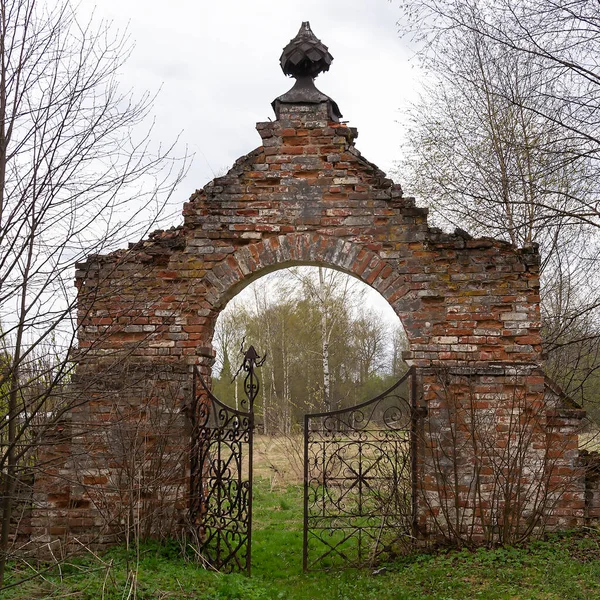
[253, 433, 304, 488]
[579, 425, 600, 452]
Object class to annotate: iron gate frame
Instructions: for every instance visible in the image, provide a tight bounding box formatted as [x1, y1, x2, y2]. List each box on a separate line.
[190, 346, 264, 575]
[302, 366, 420, 571]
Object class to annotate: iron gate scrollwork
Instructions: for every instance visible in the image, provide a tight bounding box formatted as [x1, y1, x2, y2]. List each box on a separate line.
[303, 366, 420, 571]
[190, 346, 264, 575]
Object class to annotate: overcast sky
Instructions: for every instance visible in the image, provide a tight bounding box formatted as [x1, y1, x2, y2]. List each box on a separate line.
[78, 0, 419, 328]
[79, 0, 419, 201]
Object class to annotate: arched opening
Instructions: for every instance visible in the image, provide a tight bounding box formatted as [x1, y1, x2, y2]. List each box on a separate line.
[194, 233, 416, 377]
[212, 265, 409, 436]
[198, 264, 412, 573]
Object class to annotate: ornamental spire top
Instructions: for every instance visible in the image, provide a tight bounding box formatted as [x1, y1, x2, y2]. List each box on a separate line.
[272, 22, 342, 122]
[279, 21, 333, 79]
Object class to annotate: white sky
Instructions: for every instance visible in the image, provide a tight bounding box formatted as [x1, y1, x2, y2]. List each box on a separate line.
[77, 0, 420, 329]
[79, 0, 419, 197]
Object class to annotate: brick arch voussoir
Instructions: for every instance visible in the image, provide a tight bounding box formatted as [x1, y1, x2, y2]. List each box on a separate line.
[194, 234, 421, 372]
[203, 233, 410, 316]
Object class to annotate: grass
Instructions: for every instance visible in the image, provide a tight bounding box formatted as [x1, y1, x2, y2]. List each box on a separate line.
[3, 477, 600, 599]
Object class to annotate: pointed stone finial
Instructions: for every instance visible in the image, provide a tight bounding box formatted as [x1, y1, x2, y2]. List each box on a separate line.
[280, 22, 333, 79]
[272, 22, 342, 122]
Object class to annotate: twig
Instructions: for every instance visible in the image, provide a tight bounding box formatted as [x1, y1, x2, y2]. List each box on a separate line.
[101, 558, 114, 600]
[188, 544, 220, 572]
[21, 558, 52, 585]
[48, 543, 63, 582]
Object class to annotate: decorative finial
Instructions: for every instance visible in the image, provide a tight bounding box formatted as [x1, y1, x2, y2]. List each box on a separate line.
[273, 22, 342, 122]
[280, 22, 333, 79]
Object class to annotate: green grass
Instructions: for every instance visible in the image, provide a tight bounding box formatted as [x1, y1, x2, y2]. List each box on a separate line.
[3, 478, 600, 599]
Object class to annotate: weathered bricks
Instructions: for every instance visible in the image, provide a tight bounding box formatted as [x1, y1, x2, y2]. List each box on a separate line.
[24, 99, 588, 553]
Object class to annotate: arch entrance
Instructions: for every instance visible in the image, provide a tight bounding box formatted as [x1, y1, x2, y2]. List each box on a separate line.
[191, 340, 418, 574]
[195, 262, 417, 573]
[29, 21, 585, 568]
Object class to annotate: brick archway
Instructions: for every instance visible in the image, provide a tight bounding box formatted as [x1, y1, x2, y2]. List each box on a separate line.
[205, 233, 404, 311]
[27, 49, 586, 554]
[199, 232, 409, 359]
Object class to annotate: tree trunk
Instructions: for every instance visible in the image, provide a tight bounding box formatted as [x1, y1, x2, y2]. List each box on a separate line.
[319, 268, 331, 412]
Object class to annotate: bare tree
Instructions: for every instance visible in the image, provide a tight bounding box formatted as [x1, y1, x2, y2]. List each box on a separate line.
[399, 0, 600, 230]
[390, 323, 408, 378]
[351, 310, 388, 387]
[0, 0, 186, 585]
[212, 302, 246, 410]
[396, 0, 600, 405]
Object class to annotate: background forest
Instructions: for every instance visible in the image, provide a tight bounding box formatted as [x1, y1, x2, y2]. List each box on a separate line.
[211, 267, 407, 433]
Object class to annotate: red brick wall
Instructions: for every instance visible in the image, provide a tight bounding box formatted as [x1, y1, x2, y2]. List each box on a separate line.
[27, 99, 585, 551]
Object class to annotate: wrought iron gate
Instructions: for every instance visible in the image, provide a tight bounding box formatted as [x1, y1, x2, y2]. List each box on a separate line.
[190, 347, 264, 575]
[303, 367, 419, 571]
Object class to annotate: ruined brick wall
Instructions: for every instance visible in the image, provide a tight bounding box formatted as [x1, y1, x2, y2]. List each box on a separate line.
[418, 370, 585, 544]
[27, 99, 585, 550]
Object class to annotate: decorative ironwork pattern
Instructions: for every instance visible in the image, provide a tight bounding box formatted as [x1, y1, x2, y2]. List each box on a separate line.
[190, 346, 265, 575]
[303, 367, 418, 571]
[190, 367, 253, 573]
